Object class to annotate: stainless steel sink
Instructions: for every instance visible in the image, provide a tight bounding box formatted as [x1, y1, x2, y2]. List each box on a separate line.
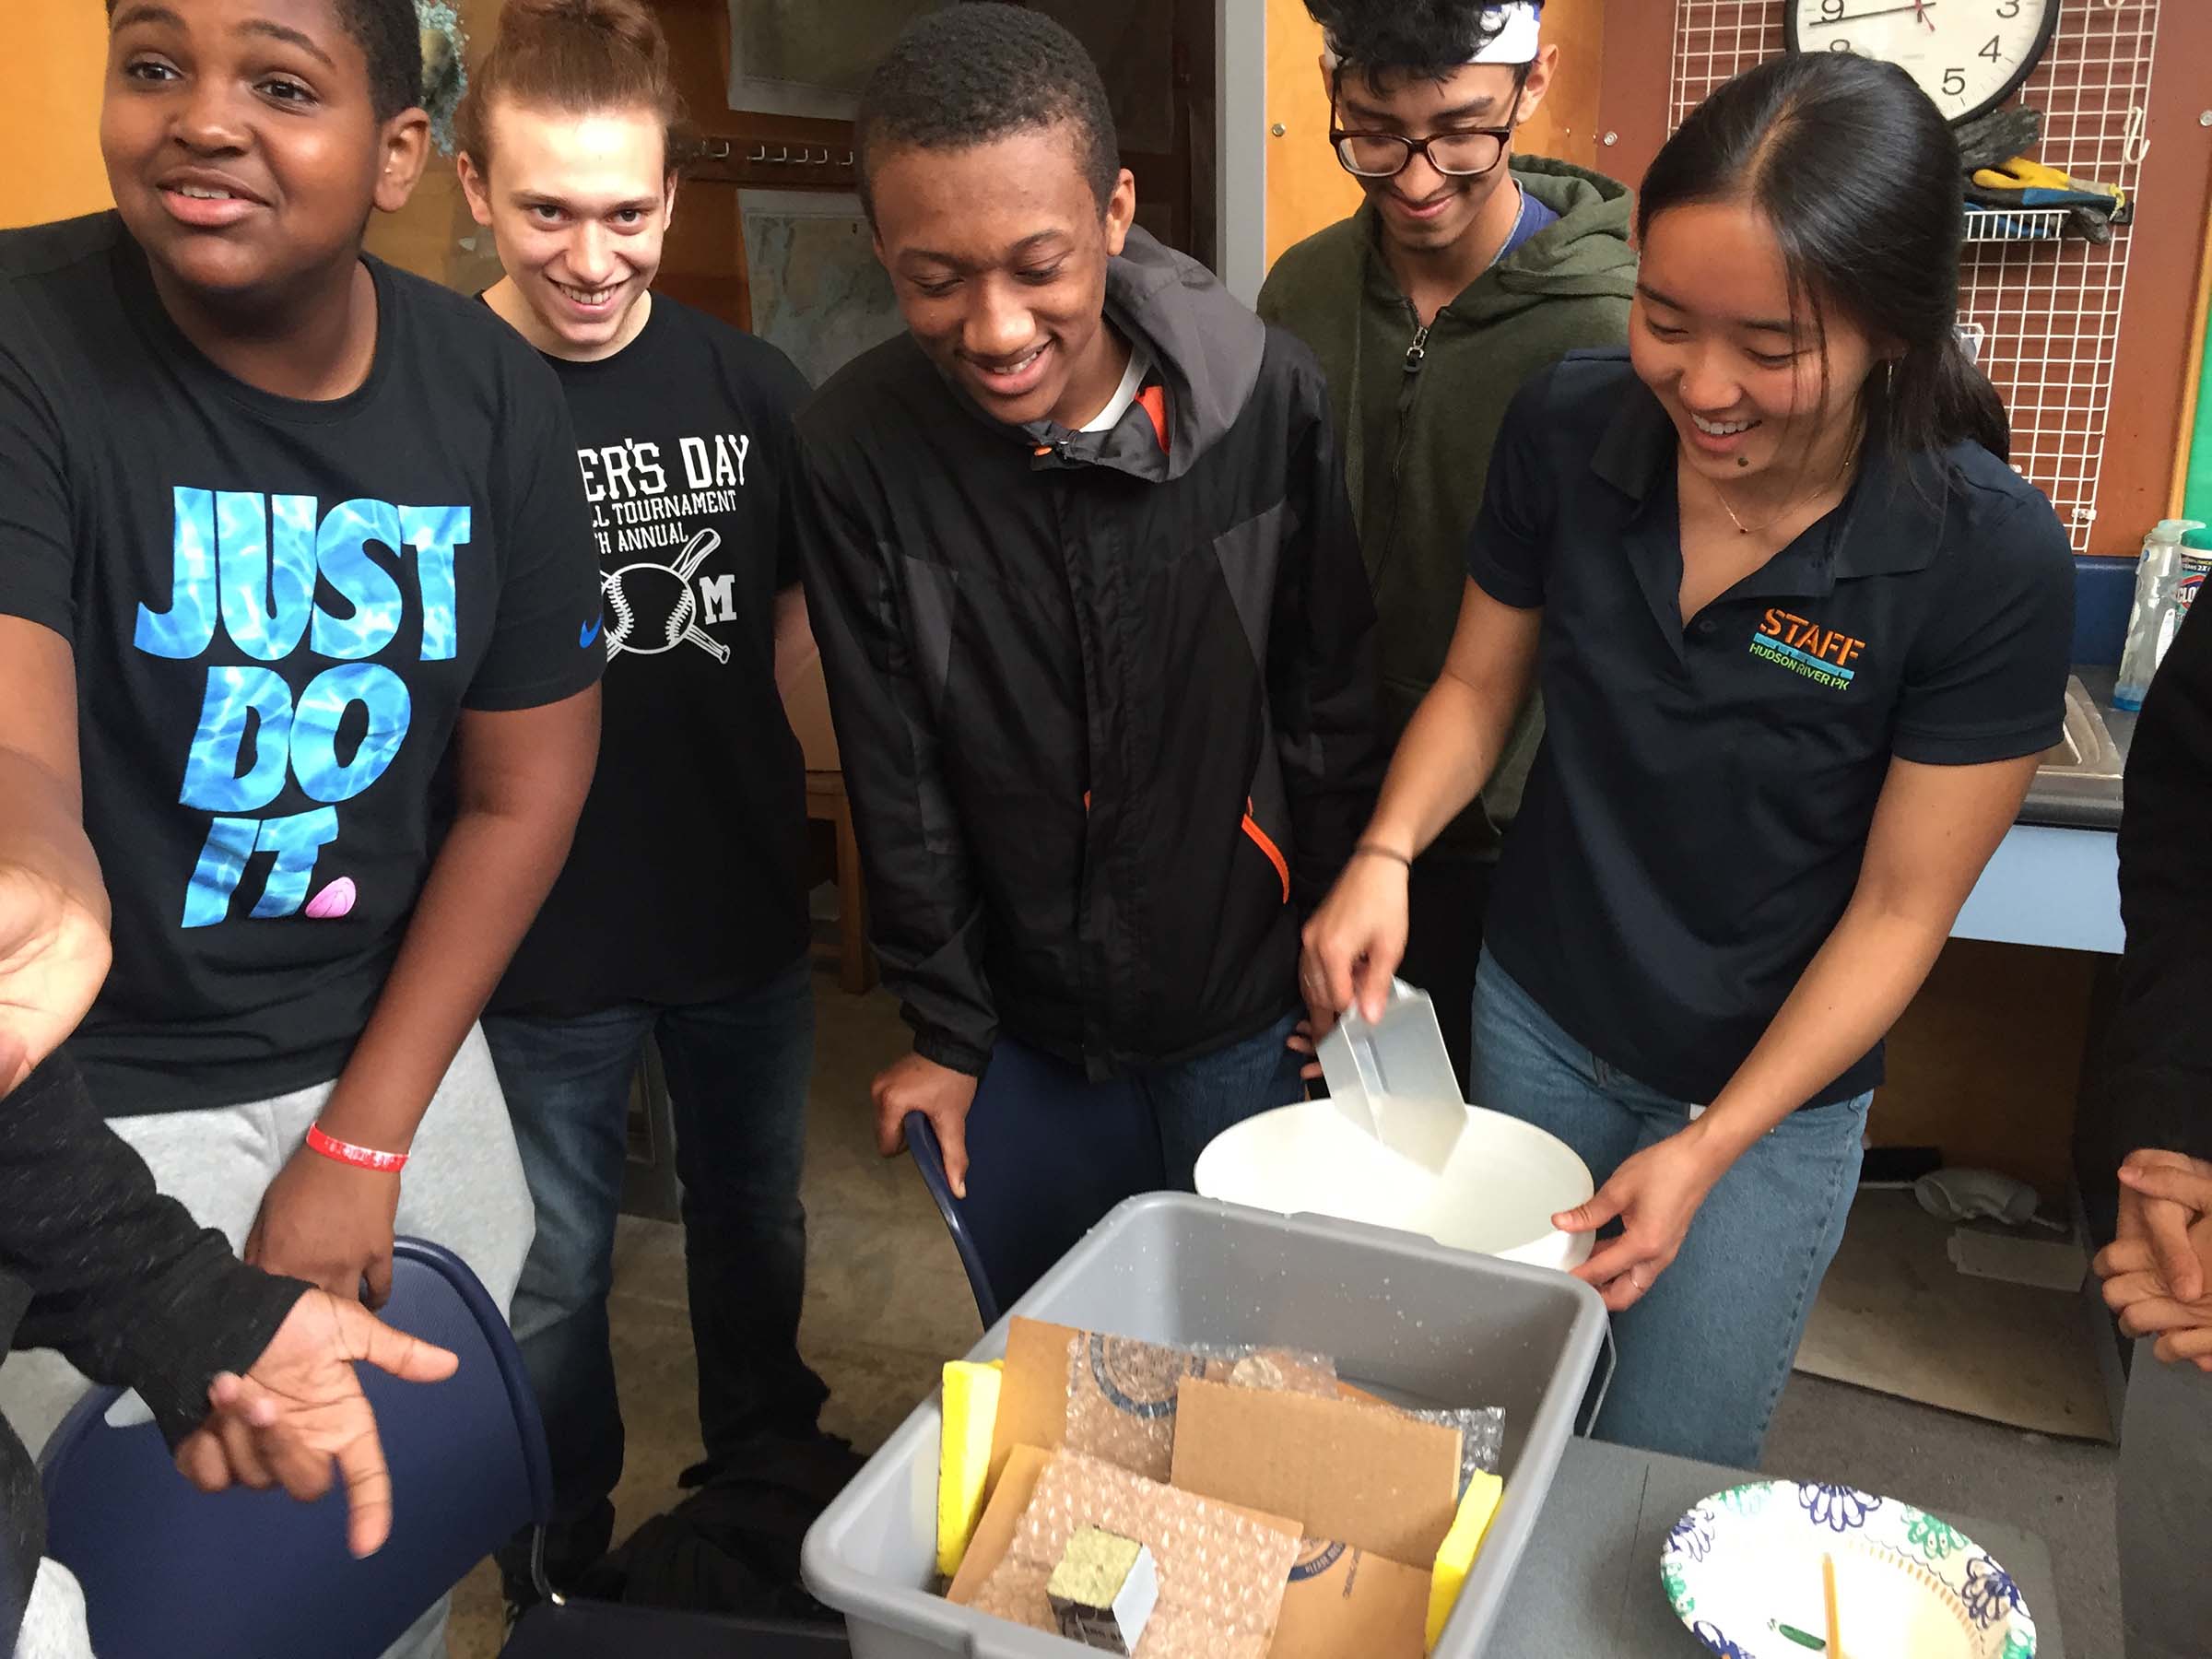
[2038, 675, 2124, 782]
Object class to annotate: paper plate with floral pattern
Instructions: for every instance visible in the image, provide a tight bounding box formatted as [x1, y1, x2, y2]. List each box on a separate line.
[1660, 1480, 2036, 1659]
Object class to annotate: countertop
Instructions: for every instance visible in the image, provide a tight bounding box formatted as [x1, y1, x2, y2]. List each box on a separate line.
[2017, 664, 2135, 833]
[1488, 1437, 2065, 1657]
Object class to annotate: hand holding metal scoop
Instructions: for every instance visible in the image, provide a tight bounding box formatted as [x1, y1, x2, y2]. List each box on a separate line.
[1315, 979, 1468, 1174]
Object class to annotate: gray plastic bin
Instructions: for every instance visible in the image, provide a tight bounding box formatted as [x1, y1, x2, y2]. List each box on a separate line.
[801, 1193, 1608, 1659]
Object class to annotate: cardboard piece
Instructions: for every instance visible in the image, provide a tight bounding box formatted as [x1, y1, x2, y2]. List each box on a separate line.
[994, 1319, 1343, 1493]
[990, 1319, 1083, 1490]
[951, 1443, 1053, 1606]
[971, 1451, 1302, 1659]
[1169, 1378, 1463, 1568]
[1274, 1540, 1430, 1659]
[953, 1445, 1427, 1659]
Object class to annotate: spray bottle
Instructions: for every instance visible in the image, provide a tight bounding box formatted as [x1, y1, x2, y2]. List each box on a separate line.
[2115, 519, 2209, 710]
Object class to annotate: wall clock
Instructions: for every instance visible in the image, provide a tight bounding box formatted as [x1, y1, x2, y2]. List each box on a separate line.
[1784, 0, 2062, 124]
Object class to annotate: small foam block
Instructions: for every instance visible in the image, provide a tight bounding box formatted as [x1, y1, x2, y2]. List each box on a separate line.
[936, 1359, 1005, 1578]
[1425, 1470, 1503, 1653]
[1047, 1526, 1159, 1653]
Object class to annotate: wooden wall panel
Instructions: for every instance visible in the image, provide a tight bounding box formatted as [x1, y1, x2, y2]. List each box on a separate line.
[2, 6, 110, 229]
[1869, 940, 2102, 1198]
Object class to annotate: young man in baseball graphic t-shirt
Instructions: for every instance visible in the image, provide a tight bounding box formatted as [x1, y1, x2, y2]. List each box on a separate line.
[456, 0, 836, 1607]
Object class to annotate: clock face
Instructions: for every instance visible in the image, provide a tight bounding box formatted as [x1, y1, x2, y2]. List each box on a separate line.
[1784, 0, 2061, 124]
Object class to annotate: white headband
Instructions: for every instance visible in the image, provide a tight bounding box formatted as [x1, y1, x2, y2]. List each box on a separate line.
[1324, 3, 1543, 70]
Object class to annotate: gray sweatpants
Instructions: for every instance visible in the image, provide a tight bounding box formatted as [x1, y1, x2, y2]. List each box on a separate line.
[11, 1561, 94, 1659]
[2119, 1335, 2212, 1659]
[0, 1027, 533, 1659]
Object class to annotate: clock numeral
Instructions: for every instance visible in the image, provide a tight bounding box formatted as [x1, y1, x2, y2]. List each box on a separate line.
[1829, 37, 1853, 53]
[1996, 0, 2021, 17]
[1942, 66, 1969, 98]
[1819, 0, 1844, 18]
[1979, 35, 2005, 65]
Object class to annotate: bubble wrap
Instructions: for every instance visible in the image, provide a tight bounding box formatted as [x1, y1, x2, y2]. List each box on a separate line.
[1063, 1334, 1340, 1483]
[971, 1450, 1299, 1659]
[1405, 1405, 1506, 1491]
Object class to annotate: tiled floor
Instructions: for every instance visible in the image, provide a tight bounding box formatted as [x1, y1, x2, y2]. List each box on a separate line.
[449, 965, 2124, 1657]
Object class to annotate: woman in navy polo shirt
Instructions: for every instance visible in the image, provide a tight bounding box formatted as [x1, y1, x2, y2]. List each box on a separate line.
[1302, 52, 2074, 1466]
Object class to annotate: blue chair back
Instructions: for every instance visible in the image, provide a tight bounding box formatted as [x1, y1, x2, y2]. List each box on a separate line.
[904, 1111, 1006, 1328]
[903, 1041, 1169, 1329]
[38, 1237, 551, 1659]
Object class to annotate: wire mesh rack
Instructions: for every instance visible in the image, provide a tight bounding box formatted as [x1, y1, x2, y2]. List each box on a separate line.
[1666, 0, 2165, 550]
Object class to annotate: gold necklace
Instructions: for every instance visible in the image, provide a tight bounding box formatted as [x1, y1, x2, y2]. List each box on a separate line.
[1707, 458, 1856, 536]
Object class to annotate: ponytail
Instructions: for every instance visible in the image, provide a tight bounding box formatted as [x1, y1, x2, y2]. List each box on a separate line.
[454, 0, 690, 175]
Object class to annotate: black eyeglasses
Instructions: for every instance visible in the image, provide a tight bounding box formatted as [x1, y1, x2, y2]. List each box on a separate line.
[1327, 124, 1514, 180]
[1327, 61, 1529, 182]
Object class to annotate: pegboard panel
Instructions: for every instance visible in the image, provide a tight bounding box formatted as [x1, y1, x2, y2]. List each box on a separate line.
[1668, 1, 2165, 551]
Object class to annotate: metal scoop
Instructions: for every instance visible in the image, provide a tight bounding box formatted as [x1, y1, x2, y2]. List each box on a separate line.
[1316, 979, 1468, 1173]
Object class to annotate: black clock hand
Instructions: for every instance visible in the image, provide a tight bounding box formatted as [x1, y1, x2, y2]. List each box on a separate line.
[1807, 3, 1939, 23]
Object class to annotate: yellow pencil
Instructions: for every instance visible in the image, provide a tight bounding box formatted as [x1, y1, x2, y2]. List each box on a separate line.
[1822, 1552, 1843, 1658]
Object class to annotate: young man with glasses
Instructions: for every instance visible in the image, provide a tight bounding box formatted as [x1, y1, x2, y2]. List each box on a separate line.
[1259, 0, 1633, 1087]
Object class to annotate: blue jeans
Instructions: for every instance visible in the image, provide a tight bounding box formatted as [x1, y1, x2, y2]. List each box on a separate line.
[956, 1011, 1308, 1312]
[480, 957, 825, 1588]
[1470, 950, 1867, 1468]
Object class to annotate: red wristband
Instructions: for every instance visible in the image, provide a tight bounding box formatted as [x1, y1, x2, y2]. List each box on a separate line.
[305, 1123, 408, 1173]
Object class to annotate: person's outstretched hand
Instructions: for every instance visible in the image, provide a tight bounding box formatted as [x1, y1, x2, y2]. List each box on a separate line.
[172, 1289, 459, 1558]
[873, 1053, 980, 1199]
[0, 861, 110, 1091]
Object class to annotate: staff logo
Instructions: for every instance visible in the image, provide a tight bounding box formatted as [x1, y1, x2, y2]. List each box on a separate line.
[603, 528, 731, 663]
[1749, 607, 1865, 691]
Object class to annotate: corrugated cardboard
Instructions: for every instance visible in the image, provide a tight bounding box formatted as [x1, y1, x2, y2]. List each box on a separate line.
[1273, 1540, 1430, 1659]
[950, 1444, 1053, 1606]
[989, 1320, 1083, 1490]
[971, 1449, 1302, 1659]
[952, 1446, 1426, 1659]
[1169, 1378, 1463, 1568]
[994, 1320, 1343, 1493]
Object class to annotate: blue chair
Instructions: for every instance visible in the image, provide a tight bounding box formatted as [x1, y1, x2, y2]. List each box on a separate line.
[36, 1236, 846, 1658]
[903, 1043, 1171, 1329]
[905, 1110, 1010, 1328]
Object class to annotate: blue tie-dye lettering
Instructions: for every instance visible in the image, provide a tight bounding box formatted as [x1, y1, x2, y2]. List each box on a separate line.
[401, 505, 468, 662]
[178, 666, 294, 812]
[311, 499, 406, 660]
[218, 491, 315, 661]
[135, 488, 220, 658]
[290, 664, 412, 804]
[182, 816, 261, 927]
[248, 807, 341, 919]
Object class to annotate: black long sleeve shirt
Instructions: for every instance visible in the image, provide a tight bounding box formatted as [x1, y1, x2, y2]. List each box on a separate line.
[3, 1053, 304, 1648]
[2112, 600, 2212, 1164]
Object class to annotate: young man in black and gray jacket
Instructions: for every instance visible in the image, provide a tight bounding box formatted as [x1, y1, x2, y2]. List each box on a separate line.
[2092, 598, 2212, 1659]
[797, 6, 1381, 1305]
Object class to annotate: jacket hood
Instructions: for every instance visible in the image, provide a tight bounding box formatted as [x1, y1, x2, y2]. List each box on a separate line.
[1346, 158, 1638, 325]
[1027, 226, 1265, 481]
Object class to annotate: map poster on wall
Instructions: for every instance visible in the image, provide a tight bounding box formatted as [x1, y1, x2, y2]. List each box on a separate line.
[727, 0, 956, 121]
[739, 191, 906, 391]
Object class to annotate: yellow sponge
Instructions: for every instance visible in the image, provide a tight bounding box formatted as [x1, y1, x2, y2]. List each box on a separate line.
[1425, 1471, 1504, 1652]
[935, 1359, 1005, 1578]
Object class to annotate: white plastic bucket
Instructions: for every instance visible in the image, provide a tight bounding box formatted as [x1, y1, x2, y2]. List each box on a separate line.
[1194, 1099, 1597, 1271]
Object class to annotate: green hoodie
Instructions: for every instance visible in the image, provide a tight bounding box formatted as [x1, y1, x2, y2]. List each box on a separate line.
[1259, 158, 1637, 856]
